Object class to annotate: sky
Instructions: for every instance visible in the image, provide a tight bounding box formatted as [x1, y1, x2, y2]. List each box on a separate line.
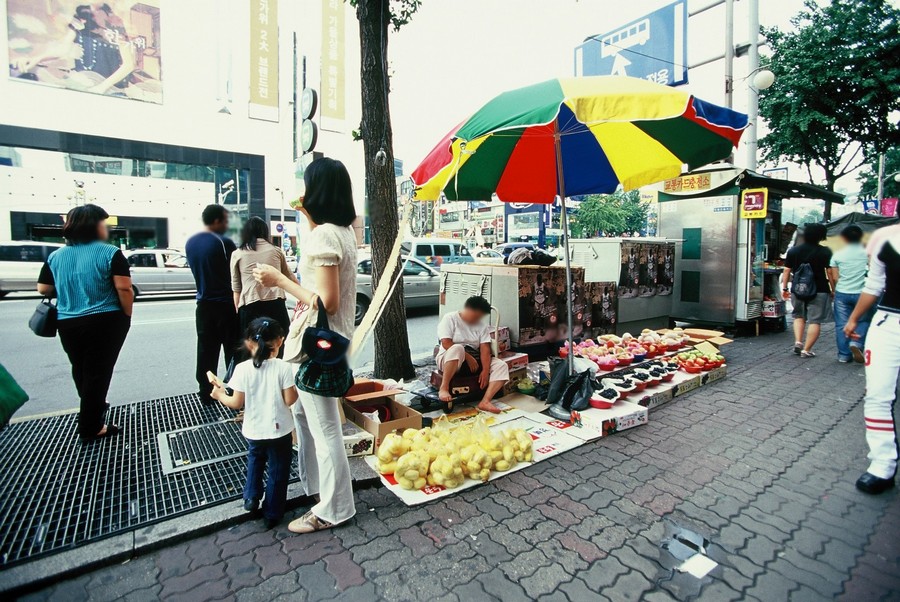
[384, 0, 838, 190]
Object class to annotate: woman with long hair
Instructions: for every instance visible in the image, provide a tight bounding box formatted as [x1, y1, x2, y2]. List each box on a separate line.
[254, 157, 357, 533]
[36, 204, 133, 441]
[231, 216, 295, 336]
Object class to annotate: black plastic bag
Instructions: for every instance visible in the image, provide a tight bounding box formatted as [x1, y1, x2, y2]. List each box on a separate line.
[547, 357, 592, 411]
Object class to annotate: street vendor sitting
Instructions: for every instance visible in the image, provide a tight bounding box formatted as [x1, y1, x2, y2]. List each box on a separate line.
[436, 295, 509, 413]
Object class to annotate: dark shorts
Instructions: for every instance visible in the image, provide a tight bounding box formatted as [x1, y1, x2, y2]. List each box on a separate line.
[791, 292, 830, 324]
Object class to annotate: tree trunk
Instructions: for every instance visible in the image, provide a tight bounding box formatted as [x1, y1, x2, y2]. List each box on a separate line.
[823, 172, 836, 222]
[356, 0, 415, 380]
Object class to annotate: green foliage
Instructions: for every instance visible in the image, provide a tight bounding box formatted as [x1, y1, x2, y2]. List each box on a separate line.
[800, 209, 824, 225]
[573, 190, 648, 238]
[857, 148, 900, 199]
[348, 0, 422, 31]
[758, 0, 900, 195]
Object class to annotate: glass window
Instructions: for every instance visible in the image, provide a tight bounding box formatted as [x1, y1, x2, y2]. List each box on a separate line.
[357, 260, 372, 275]
[128, 253, 158, 268]
[0, 245, 44, 262]
[163, 253, 188, 268]
[454, 244, 470, 256]
[403, 261, 429, 276]
[414, 244, 432, 256]
[432, 244, 452, 256]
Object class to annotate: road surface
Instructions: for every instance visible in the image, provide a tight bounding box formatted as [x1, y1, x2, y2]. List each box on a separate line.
[1, 294, 439, 418]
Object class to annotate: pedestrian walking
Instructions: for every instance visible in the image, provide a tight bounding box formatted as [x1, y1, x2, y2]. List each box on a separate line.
[36, 204, 133, 441]
[211, 318, 298, 527]
[844, 224, 900, 495]
[185, 205, 240, 404]
[231, 216, 295, 337]
[253, 157, 357, 534]
[781, 223, 833, 358]
[829, 225, 873, 363]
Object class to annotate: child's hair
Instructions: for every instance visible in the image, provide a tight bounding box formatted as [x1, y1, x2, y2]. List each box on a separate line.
[245, 317, 286, 368]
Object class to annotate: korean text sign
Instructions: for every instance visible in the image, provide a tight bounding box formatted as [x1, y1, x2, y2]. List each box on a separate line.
[740, 188, 768, 219]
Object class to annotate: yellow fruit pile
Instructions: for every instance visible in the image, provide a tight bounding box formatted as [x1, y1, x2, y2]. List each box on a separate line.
[376, 417, 534, 490]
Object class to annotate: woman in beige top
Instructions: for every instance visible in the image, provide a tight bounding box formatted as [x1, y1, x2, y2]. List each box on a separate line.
[231, 216, 295, 335]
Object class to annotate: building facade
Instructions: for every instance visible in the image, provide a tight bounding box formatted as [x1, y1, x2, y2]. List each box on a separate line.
[1, 0, 363, 250]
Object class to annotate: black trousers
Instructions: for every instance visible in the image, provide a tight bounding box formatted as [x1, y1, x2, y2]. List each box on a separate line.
[57, 310, 131, 438]
[238, 299, 291, 337]
[196, 301, 240, 399]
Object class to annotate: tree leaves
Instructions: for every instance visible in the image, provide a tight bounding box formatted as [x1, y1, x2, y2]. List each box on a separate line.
[570, 190, 648, 238]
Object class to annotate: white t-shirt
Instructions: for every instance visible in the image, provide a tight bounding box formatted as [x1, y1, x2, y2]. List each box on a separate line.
[228, 358, 296, 441]
[437, 311, 491, 352]
[297, 223, 358, 340]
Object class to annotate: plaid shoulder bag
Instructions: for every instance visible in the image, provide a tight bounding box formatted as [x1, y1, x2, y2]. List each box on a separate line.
[295, 298, 353, 397]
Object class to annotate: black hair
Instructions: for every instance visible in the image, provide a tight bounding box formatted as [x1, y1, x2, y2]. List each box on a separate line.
[464, 296, 492, 314]
[240, 216, 270, 251]
[245, 317, 286, 368]
[841, 224, 863, 244]
[202, 204, 228, 226]
[74, 5, 97, 29]
[803, 223, 827, 245]
[62, 203, 109, 244]
[303, 158, 356, 227]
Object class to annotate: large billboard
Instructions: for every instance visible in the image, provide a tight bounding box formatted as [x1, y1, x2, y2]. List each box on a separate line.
[575, 0, 687, 87]
[249, 0, 279, 121]
[7, 0, 162, 103]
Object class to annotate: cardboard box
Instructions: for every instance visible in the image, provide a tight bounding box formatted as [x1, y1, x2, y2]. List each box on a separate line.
[672, 372, 702, 397]
[576, 401, 648, 437]
[503, 367, 529, 396]
[490, 326, 511, 353]
[761, 300, 786, 318]
[341, 420, 375, 457]
[635, 384, 675, 411]
[498, 351, 529, 371]
[342, 399, 422, 451]
[344, 379, 403, 405]
[700, 364, 728, 386]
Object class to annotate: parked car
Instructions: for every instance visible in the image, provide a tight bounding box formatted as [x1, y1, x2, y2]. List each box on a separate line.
[125, 249, 196, 296]
[401, 238, 473, 266]
[493, 242, 536, 260]
[472, 248, 504, 264]
[0, 241, 64, 297]
[355, 255, 439, 324]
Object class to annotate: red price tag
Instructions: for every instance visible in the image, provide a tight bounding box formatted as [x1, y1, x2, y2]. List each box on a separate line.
[422, 485, 445, 495]
[547, 420, 570, 429]
[535, 445, 556, 454]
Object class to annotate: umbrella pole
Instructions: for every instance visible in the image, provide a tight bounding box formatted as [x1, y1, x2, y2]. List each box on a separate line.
[554, 123, 575, 375]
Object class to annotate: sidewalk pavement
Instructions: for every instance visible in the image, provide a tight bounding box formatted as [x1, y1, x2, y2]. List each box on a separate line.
[19, 323, 900, 602]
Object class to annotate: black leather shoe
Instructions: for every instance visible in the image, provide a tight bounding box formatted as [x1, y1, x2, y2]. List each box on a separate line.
[243, 498, 260, 512]
[856, 472, 895, 495]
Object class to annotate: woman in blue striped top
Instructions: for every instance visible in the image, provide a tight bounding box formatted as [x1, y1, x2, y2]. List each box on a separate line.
[37, 204, 134, 441]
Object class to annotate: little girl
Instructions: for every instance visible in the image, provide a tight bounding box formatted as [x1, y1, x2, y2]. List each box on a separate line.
[211, 317, 298, 528]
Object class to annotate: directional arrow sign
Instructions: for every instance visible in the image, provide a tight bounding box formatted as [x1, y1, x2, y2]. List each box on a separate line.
[575, 0, 687, 87]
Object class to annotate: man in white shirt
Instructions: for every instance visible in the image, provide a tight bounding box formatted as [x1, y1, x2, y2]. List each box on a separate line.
[436, 296, 509, 413]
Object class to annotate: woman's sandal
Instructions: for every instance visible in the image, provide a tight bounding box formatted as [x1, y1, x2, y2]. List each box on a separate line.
[288, 510, 334, 534]
[82, 424, 121, 443]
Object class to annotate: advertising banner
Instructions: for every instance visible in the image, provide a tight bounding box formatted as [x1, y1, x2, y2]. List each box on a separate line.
[321, 0, 345, 122]
[861, 199, 880, 215]
[880, 198, 897, 217]
[7, 0, 162, 103]
[740, 188, 768, 219]
[250, 0, 279, 121]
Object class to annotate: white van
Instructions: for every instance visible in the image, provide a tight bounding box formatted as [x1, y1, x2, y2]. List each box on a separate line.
[0, 241, 64, 298]
[401, 238, 473, 267]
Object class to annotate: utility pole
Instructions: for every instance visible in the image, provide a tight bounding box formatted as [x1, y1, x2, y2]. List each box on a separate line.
[724, 0, 734, 108]
[746, 0, 760, 171]
[876, 153, 885, 201]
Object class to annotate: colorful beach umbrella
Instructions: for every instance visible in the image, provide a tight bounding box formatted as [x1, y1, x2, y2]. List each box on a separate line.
[411, 76, 749, 203]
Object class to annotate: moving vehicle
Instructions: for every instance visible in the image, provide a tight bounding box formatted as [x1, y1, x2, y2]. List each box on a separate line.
[125, 249, 196, 296]
[472, 249, 504, 264]
[0, 241, 64, 297]
[355, 255, 439, 324]
[401, 238, 473, 266]
[493, 242, 536, 260]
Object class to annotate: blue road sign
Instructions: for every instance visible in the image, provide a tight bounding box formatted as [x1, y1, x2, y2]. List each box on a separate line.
[575, 1, 687, 87]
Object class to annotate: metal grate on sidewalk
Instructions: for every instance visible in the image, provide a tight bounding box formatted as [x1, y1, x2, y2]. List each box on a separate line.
[0, 394, 299, 567]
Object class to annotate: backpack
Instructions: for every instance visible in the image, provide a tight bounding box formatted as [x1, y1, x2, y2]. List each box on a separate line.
[791, 249, 818, 301]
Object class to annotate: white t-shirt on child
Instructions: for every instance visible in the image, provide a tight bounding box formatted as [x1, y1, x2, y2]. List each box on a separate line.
[228, 358, 296, 441]
[437, 311, 491, 353]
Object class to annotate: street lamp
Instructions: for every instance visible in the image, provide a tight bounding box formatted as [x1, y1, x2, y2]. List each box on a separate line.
[751, 69, 775, 91]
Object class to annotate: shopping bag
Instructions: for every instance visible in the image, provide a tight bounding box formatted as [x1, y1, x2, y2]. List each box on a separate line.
[283, 301, 315, 364]
[0, 364, 29, 426]
[546, 357, 592, 411]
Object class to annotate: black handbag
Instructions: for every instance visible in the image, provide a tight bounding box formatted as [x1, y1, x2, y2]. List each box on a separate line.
[295, 298, 353, 397]
[29, 298, 58, 338]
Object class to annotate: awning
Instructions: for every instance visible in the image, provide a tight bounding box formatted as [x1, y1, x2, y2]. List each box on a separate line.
[825, 211, 899, 236]
[653, 166, 846, 204]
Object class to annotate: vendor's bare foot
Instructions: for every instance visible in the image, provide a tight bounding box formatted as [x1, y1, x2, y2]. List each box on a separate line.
[438, 389, 452, 403]
[477, 400, 502, 414]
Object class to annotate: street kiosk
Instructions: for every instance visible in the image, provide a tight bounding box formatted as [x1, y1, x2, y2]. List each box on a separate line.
[654, 167, 844, 330]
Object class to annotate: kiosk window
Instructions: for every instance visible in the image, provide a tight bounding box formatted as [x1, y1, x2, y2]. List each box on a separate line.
[682, 228, 702, 260]
[681, 270, 701, 303]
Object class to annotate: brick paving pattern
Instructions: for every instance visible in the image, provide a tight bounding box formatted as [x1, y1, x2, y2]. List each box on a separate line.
[19, 323, 900, 601]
